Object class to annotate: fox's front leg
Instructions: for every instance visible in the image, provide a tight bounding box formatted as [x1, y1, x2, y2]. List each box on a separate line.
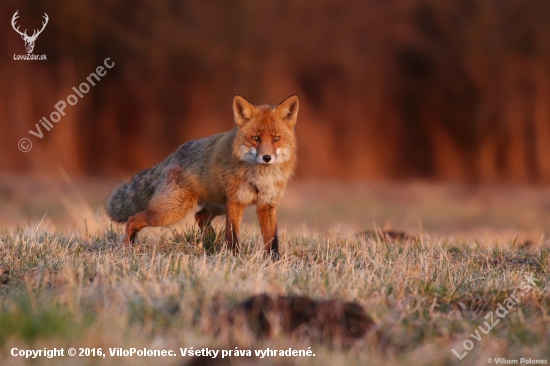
[257, 204, 279, 260]
[225, 202, 245, 254]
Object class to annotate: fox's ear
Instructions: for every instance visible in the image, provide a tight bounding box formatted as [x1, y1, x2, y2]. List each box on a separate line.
[233, 95, 256, 126]
[276, 94, 299, 127]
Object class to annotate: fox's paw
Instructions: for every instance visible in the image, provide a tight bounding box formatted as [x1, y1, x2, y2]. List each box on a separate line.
[123, 230, 138, 246]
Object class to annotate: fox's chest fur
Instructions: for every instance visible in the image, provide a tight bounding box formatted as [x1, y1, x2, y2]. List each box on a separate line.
[234, 165, 290, 206]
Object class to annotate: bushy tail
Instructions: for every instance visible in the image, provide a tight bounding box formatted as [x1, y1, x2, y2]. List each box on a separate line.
[105, 167, 159, 223]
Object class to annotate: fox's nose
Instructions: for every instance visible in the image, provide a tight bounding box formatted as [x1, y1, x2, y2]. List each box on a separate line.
[262, 155, 272, 163]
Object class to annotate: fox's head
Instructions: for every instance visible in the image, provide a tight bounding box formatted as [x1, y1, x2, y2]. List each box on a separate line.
[232, 94, 299, 166]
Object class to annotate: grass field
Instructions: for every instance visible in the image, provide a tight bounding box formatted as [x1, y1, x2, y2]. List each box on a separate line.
[0, 178, 549, 365]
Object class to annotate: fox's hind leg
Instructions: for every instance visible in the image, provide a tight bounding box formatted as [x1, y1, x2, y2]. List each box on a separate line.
[195, 204, 227, 236]
[124, 165, 197, 245]
[125, 211, 149, 245]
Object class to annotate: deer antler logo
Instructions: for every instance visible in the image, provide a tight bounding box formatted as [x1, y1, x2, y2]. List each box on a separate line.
[11, 11, 49, 54]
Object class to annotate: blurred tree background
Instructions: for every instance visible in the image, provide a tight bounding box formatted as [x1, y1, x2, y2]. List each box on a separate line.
[1, 0, 550, 182]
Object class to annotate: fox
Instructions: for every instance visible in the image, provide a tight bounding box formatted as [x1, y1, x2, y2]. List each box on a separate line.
[105, 94, 299, 259]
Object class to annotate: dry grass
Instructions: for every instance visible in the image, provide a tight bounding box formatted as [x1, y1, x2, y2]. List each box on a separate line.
[0, 220, 549, 366]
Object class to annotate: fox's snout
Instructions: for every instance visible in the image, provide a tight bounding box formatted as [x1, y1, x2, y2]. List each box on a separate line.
[242, 146, 293, 165]
[257, 152, 273, 165]
[243, 147, 276, 165]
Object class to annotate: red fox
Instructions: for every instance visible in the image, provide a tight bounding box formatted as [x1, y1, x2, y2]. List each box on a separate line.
[105, 94, 299, 258]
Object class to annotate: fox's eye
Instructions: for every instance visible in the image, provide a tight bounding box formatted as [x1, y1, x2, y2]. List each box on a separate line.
[273, 136, 280, 141]
[251, 136, 259, 141]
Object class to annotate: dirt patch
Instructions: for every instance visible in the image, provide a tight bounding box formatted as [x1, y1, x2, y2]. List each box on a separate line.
[0, 267, 9, 285]
[358, 229, 413, 242]
[226, 294, 375, 347]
